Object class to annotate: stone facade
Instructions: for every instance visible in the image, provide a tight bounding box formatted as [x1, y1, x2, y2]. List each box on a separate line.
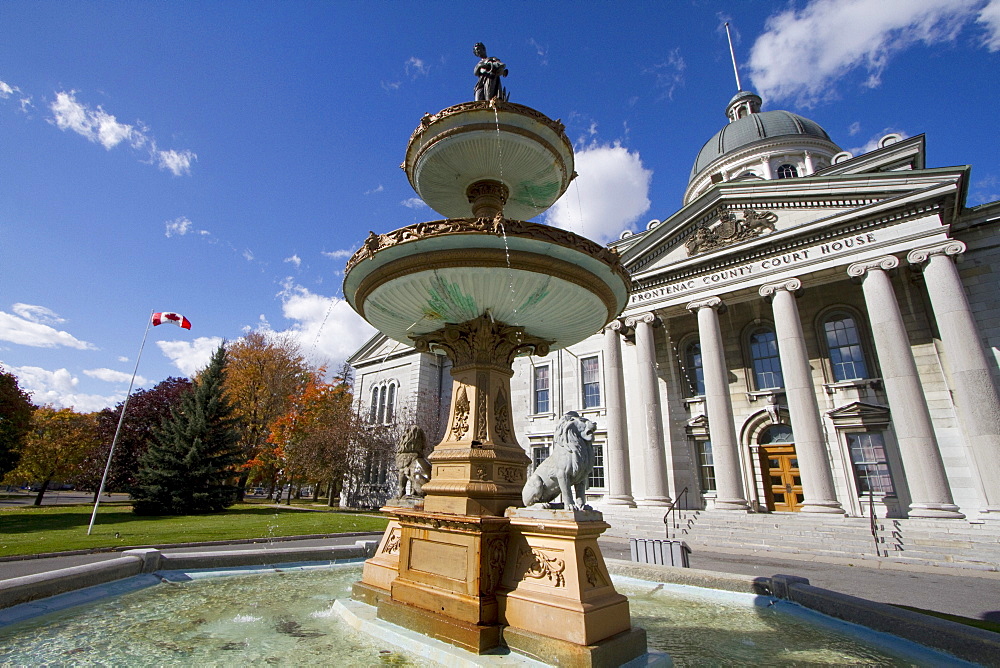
[349, 107, 1000, 523]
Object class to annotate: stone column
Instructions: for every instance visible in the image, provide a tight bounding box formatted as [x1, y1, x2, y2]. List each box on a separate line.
[759, 279, 844, 514]
[848, 257, 964, 518]
[908, 241, 1000, 515]
[601, 320, 636, 506]
[686, 297, 749, 510]
[623, 312, 671, 506]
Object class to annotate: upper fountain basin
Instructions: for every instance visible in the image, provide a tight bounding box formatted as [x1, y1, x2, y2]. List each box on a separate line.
[403, 101, 575, 220]
[343, 218, 631, 351]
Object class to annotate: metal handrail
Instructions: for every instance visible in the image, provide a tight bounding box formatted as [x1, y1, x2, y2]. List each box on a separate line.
[867, 492, 885, 557]
[663, 487, 689, 540]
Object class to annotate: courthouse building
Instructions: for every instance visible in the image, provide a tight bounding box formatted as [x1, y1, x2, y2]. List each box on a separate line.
[350, 89, 1000, 521]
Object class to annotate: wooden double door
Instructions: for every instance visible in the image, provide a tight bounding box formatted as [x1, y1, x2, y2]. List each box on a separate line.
[760, 444, 803, 512]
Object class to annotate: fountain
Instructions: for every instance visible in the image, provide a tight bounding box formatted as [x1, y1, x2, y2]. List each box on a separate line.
[341, 44, 643, 664]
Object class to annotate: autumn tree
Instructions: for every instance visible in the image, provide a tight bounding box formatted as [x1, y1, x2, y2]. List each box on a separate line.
[75, 377, 192, 497]
[131, 345, 242, 515]
[262, 363, 356, 505]
[3, 406, 100, 505]
[223, 331, 310, 499]
[0, 369, 35, 479]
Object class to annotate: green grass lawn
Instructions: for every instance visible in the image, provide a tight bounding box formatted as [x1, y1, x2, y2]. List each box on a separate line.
[0, 503, 388, 557]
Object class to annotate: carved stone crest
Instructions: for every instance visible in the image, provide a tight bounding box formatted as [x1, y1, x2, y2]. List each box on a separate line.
[583, 547, 608, 588]
[451, 385, 470, 440]
[685, 208, 777, 256]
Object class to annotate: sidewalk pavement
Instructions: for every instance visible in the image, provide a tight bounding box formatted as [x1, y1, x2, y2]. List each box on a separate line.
[2, 533, 999, 624]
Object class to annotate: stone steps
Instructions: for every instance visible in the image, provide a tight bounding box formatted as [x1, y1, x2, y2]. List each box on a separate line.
[597, 506, 1000, 571]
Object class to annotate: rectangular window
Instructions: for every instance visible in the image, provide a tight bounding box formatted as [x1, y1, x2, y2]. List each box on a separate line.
[588, 441, 605, 489]
[848, 433, 895, 495]
[581, 356, 601, 409]
[697, 440, 716, 492]
[533, 365, 550, 414]
[531, 444, 550, 471]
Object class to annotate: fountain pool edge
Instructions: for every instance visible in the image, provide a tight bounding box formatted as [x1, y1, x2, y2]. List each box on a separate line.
[605, 558, 1000, 666]
[2, 544, 997, 665]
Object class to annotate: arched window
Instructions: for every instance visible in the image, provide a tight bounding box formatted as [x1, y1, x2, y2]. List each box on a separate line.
[759, 424, 794, 445]
[377, 385, 387, 424]
[823, 313, 869, 381]
[776, 164, 798, 179]
[683, 340, 704, 396]
[369, 386, 379, 424]
[385, 383, 397, 423]
[748, 327, 784, 390]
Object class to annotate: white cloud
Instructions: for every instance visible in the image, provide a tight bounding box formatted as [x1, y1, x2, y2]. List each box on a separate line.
[157, 149, 197, 176]
[157, 336, 224, 376]
[0, 81, 14, 97]
[0, 309, 96, 350]
[48, 90, 195, 174]
[748, 0, 983, 107]
[644, 48, 686, 100]
[272, 281, 376, 368]
[117, 356, 129, 363]
[12, 303, 65, 326]
[544, 143, 652, 244]
[364, 184, 384, 195]
[529, 38, 549, 66]
[401, 197, 427, 209]
[51, 91, 136, 150]
[1, 363, 122, 412]
[405, 57, 429, 78]
[84, 368, 148, 385]
[165, 216, 209, 238]
[980, 0, 1000, 50]
[242, 249, 255, 262]
[848, 121, 862, 136]
[323, 249, 354, 259]
[381, 80, 402, 92]
[284, 254, 302, 268]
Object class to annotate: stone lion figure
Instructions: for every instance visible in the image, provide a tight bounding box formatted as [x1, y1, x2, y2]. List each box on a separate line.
[395, 425, 431, 498]
[522, 411, 597, 510]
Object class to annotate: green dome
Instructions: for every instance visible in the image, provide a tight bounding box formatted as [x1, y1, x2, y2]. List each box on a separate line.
[690, 108, 836, 182]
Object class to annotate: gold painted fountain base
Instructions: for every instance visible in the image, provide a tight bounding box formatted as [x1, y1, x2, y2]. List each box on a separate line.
[352, 314, 646, 664]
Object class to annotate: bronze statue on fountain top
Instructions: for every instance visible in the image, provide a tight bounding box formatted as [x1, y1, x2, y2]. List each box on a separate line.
[473, 42, 509, 102]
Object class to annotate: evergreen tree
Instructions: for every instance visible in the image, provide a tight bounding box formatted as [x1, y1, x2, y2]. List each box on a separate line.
[131, 345, 242, 515]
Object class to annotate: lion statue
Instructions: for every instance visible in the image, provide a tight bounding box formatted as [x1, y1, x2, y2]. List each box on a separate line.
[522, 411, 597, 510]
[395, 425, 431, 498]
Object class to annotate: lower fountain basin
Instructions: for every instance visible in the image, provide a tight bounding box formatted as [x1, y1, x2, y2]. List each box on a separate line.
[0, 562, 960, 666]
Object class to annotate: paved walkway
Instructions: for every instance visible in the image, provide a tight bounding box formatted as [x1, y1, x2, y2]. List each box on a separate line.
[2, 534, 999, 624]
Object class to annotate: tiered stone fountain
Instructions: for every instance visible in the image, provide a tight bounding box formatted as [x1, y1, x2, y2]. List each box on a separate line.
[342, 46, 645, 665]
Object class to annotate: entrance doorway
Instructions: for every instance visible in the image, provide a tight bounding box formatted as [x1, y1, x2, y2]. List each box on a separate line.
[757, 424, 802, 512]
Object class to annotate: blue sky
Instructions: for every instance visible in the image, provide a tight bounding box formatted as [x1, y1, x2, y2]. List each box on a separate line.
[2, 0, 998, 411]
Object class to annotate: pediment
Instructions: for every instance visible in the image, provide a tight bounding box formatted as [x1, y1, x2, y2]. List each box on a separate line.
[826, 401, 890, 427]
[622, 167, 964, 278]
[347, 332, 416, 367]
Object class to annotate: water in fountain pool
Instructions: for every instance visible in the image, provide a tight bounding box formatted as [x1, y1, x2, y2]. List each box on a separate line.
[0, 563, 955, 666]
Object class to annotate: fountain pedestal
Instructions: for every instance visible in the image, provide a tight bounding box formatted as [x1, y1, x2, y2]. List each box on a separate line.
[345, 96, 641, 661]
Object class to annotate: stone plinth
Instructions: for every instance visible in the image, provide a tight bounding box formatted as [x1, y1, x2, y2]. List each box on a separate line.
[497, 507, 643, 665]
[359, 508, 510, 652]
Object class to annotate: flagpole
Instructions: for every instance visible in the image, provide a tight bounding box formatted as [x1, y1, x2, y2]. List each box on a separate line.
[87, 312, 154, 535]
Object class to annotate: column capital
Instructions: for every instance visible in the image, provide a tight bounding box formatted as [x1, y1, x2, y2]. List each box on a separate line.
[624, 312, 657, 327]
[847, 255, 898, 278]
[759, 278, 802, 298]
[685, 296, 725, 313]
[603, 318, 625, 333]
[907, 240, 966, 265]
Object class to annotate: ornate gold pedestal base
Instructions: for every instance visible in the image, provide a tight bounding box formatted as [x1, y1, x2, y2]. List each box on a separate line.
[498, 508, 638, 653]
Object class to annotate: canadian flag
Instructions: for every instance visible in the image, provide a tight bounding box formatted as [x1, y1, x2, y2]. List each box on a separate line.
[152, 312, 192, 329]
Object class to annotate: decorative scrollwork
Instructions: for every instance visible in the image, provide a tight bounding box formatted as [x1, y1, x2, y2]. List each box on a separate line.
[382, 531, 401, 555]
[451, 385, 470, 440]
[516, 547, 566, 587]
[481, 536, 508, 595]
[407, 101, 569, 147]
[685, 208, 778, 256]
[497, 466, 521, 483]
[412, 313, 551, 372]
[476, 372, 489, 441]
[494, 388, 511, 443]
[583, 547, 608, 588]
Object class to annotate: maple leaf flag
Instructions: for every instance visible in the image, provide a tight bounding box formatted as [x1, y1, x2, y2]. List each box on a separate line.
[152, 312, 192, 329]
